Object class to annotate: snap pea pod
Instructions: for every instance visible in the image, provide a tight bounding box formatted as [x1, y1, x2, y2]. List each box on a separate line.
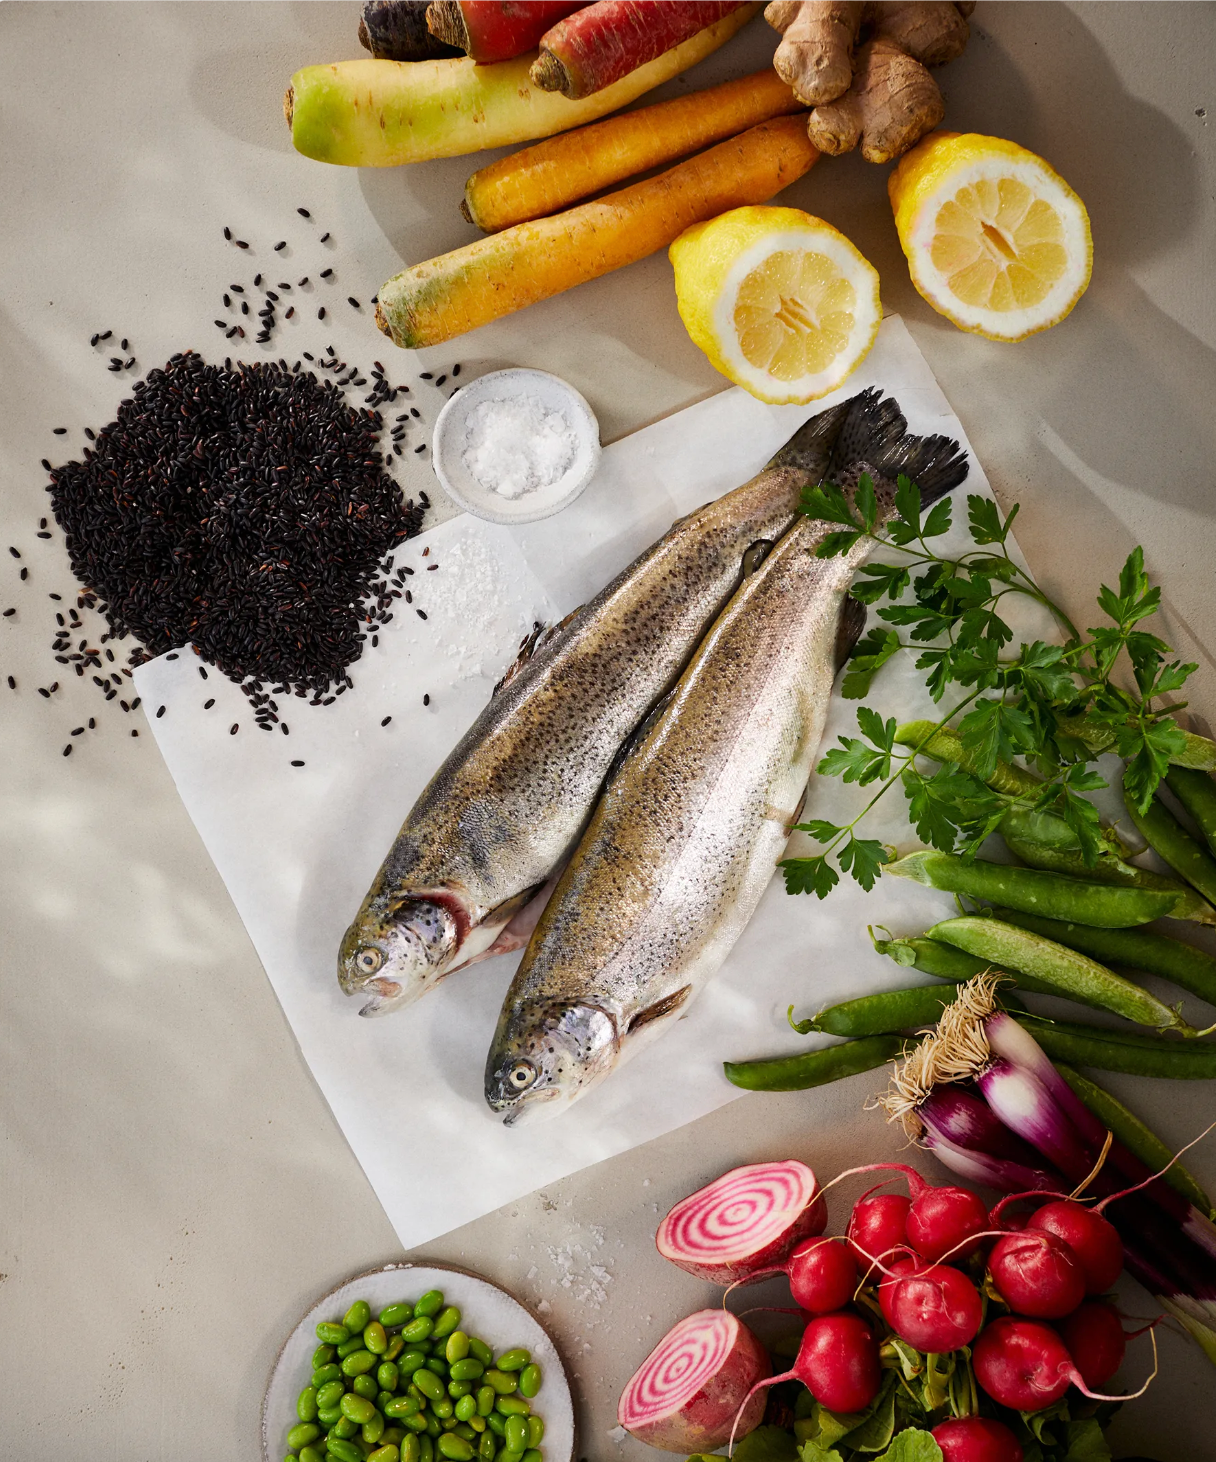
[1124, 783, 1216, 907]
[1166, 767, 1216, 859]
[927, 915, 1198, 1033]
[724, 1033, 914, 1092]
[871, 931, 1094, 1006]
[791, 984, 955, 1037]
[993, 907, 1216, 1006]
[885, 850, 1179, 927]
[893, 722, 1041, 797]
[1019, 1017, 1216, 1078]
[1054, 1063, 1215, 1219]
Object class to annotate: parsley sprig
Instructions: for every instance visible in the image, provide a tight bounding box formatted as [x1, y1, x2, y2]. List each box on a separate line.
[780, 478, 1203, 897]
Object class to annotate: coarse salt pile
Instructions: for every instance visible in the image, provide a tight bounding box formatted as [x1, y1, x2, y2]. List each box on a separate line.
[460, 394, 577, 499]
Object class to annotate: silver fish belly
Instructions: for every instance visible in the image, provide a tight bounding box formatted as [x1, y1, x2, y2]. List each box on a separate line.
[485, 390, 969, 1121]
[339, 402, 854, 1015]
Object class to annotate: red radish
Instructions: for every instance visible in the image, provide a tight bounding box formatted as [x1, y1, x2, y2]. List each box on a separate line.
[907, 1184, 990, 1264]
[656, 1160, 824, 1283]
[786, 1238, 860, 1314]
[973, 1316, 1076, 1409]
[1059, 1299, 1126, 1388]
[882, 1264, 983, 1352]
[878, 1255, 921, 1330]
[617, 1309, 769, 1453]
[848, 1192, 911, 1270]
[1028, 1201, 1124, 1294]
[988, 1230, 1086, 1319]
[932, 1416, 1024, 1462]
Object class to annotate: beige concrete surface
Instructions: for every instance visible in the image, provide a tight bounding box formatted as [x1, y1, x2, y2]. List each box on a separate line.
[1, 3, 1214, 1458]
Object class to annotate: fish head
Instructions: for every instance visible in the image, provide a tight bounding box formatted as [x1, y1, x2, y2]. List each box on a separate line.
[338, 891, 467, 1016]
[484, 1001, 619, 1126]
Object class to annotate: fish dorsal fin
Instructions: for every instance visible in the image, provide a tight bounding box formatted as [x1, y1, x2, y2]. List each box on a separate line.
[836, 596, 868, 671]
[627, 984, 692, 1035]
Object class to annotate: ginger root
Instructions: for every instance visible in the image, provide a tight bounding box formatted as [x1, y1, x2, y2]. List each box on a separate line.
[764, 0, 975, 162]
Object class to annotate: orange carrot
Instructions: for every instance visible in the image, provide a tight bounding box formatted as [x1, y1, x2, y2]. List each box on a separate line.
[376, 114, 817, 348]
[463, 69, 801, 232]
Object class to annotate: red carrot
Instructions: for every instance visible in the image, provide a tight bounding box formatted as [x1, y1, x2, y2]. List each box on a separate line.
[531, 0, 752, 99]
[426, 0, 587, 64]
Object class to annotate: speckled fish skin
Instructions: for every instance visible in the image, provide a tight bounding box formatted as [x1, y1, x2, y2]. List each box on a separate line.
[339, 401, 854, 1016]
[485, 391, 970, 1123]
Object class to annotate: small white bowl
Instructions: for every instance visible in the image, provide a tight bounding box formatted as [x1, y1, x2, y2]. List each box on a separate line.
[432, 367, 601, 525]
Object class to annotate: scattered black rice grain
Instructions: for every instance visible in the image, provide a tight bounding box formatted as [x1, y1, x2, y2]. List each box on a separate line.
[203, 698, 215, 709]
[417, 609, 427, 620]
[132, 729, 139, 737]
[298, 278, 309, 287]
[230, 723, 239, 735]
[3, 608, 14, 618]
[320, 233, 330, 243]
[199, 666, 208, 680]
[427, 563, 438, 571]
[90, 333, 100, 346]
[348, 297, 360, 309]
[231, 284, 245, 293]
[297, 207, 311, 218]
[223, 226, 232, 240]
[88, 717, 95, 729]
[274, 241, 286, 252]
[414, 444, 426, 454]
[381, 715, 391, 726]
[436, 375, 447, 387]
[156, 705, 166, 718]
[6, 676, 14, 689]
[423, 693, 430, 706]
[121, 339, 129, 352]
[71, 726, 84, 736]
[286, 308, 295, 320]
[84, 427, 96, 441]
[63, 744, 72, 756]
[241, 302, 250, 315]
[254, 274, 262, 286]
[291, 759, 305, 766]
[9, 547, 21, 559]
[37, 531, 52, 539]
[236, 240, 249, 250]
[224, 294, 232, 308]
[20, 568, 28, 581]
[320, 268, 334, 279]
[38, 687, 50, 698]
[317, 307, 326, 320]
[452, 364, 461, 377]
[99, 331, 112, 342]
[420, 372, 433, 380]
[53, 427, 67, 435]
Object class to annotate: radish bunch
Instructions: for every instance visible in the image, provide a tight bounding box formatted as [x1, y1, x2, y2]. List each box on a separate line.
[618, 1157, 1153, 1457]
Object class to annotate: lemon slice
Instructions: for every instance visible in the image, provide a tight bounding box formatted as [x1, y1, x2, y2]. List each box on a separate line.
[889, 132, 1092, 342]
[669, 206, 882, 405]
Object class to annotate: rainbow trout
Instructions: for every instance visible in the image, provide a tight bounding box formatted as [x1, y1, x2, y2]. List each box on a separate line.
[339, 401, 854, 1015]
[485, 391, 970, 1122]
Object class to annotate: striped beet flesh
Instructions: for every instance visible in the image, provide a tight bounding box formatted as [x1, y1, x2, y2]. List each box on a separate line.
[656, 1159, 825, 1283]
[617, 1309, 770, 1453]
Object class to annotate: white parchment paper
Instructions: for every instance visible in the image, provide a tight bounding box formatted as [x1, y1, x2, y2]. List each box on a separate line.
[135, 317, 1054, 1249]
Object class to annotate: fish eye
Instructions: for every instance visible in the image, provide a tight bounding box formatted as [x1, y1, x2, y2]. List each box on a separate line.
[507, 1061, 536, 1091]
[356, 947, 383, 975]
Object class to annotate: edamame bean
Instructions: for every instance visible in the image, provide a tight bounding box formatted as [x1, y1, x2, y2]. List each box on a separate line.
[413, 1368, 446, 1403]
[317, 1406, 342, 1428]
[342, 1348, 377, 1377]
[298, 1385, 319, 1422]
[425, 1356, 448, 1377]
[313, 1364, 341, 1388]
[385, 1336, 406, 1362]
[467, 1416, 486, 1436]
[313, 1343, 337, 1369]
[341, 1393, 378, 1425]
[338, 1333, 368, 1358]
[431, 1307, 462, 1341]
[724, 1033, 911, 1091]
[455, 1395, 478, 1421]
[403, 1316, 435, 1343]
[518, 1366, 541, 1399]
[497, 1450, 524, 1462]
[485, 1414, 507, 1438]
[378, 1361, 400, 1391]
[414, 1290, 445, 1319]
[379, 1391, 395, 1411]
[344, 1300, 372, 1333]
[449, 1358, 484, 1382]
[484, 1370, 517, 1395]
[885, 850, 1179, 926]
[445, 1332, 470, 1363]
[402, 1437, 422, 1462]
[437, 1436, 474, 1461]
[495, 1396, 529, 1417]
[403, 1412, 430, 1434]
[326, 1439, 362, 1462]
[300, 1448, 324, 1462]
[522, 1451, 542, 1462]
[448, 1380, 473, 1399]
[478, 1433, 496, 1461]
[286, 1422, 320, 1450]
[365, 1321, 389, 1355]
[503, 1416, 529, 1453]
[368, 1447, 400, 1462]
[526, 1417, 543, 1448]
[494, 1350, 529, 1373]
[385, 1396, 423, 1419]
[419, 1437, 434, 1462]
[316, 1322, 349, 1346]
[317, 1381, 345, 1411]
[468, 1338, 493, 1368]
[383, 1427, 405, 1447]
[332, 1415, 358, 1440]
[426, 1414, 442, 1438]
[928, 915, 1196, 1033]
[433, 1397, 455, 1420]
[353, 1373, 378, 1400]
[455, 1423, 478, 1441]
[476, 1386, 495, 1417]
[380, 1303, 413, 1328]
[399, 1350, 428, 1376]
[364, 1411, 386, 1445]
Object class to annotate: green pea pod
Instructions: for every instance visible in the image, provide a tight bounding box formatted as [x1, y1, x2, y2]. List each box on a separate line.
[792, 984, 957, 1038]
[885, 850, 1179, 927]
[870, 931, 1071, 1003]
[927, 915, 1197, 1033]
[1054, 1063, 1215, 1219]
[894, 721, 1041, 797]
[992, 907, 1216, 1006]
[1018, 1016, 1216, 1078]
[1124, 784, 1216, 906]
[414, 1290, 445, 1319]
[1165, 767, 1216, 858]
[724, 1033, 912, 1092]
[380, 1303, 414, 1328]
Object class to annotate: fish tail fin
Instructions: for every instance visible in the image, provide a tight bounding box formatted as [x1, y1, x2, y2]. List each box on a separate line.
[830, 390, 970, 504]
[764, 394, 858, 474]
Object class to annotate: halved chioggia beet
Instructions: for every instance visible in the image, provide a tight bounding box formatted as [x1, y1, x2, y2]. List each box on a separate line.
[656, 1160, 825, 1283]
[617, 1309, 770, 1453]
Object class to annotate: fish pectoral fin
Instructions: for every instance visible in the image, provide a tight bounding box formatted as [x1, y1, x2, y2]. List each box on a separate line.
[467, 876, 560, 963]
[835, 594, 868, 672]
[626, 985, 693, 1035]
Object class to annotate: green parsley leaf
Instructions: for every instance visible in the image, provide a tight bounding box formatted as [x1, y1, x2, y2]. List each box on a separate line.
[967, 493, 1017, 546]
[841, 627, 903, 699]
[852, 562, 911, 604]
[793, 818, 843, 843]
[855, 471, 878, 533]
[894, 474, 922, 534]
[857, 706, 897, 751]
[819, 734, 890, 785]
[780, 854, 839, 898]
[922, 498, 953, 538]
[815, 530, 863, 558]
[801, 481, 860, 528]
[838, 835, 890, 890]
[958, 697, 1036, 779]
[1019, 640, 1077, 703]
[1120, 717, 1188, 812]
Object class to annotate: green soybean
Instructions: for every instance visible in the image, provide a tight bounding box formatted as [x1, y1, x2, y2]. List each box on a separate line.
[431, 1307, 462, 1341]
[286, 1421, 321, 1450]
[369, 1447, 401, 1462]
[364, 1321, 389, 1355]
[312, 1343, 337, 1369]
[420, 1438, 435, 1462]
[399, 1350, 428, 1376]
[468, 1337, 494, 1368]
[385, 1396, 423, 1419]
[315, 1322, 349, 1346]
[426, 1414, 442, 1438]
[404, 1412, 430, 1433]
[438, 1437, 475, 1461]
[724, 1032, 912, 1091]
[1018, 1016, 1216, 1078]
[478, 1434, 496, 1461]
[503, 1416, 529, 1453]
[344, 1299, 372, 1333]
[333, 1415, 359, 1439]
[885, 850, 1178, 926]
[342, 1349, 378, 1377]
[297, 1385, 319, 1422]
[414, 1290, 445, 1318]
[928, 914, 1197, 1033]
[476, 1386, 495, 1417]
[403, 1316, 436, 1343]
[494, 1349, 530, 1373]
[518, 1365, 541, 1399]
[326, 1440, 362, 1462]
[498, 1451, 524, 1462]
[486, 1413, 507, 1438]
[448, 1380, 474, 1399]
[526, 1417, 543, 1448]
[449, 1358, 484, 1382]
[455, 1394, 478, 1422]
[402, 1438, 422, 1462]
[1126, 784, 1216, 906]
[495, 1395, 529, 1417]
[338, 1333, 370, 1358]
[317, 1406, 342, 1427]
[364, 1410, 386, 1444]
[378, 1361, 400, 1392]
[317, 1380, 345, 1411]
[445, 1331, 470, 1363]
[380, 1303, 413, 1328]
[353, 1373, 379, 1400]
[384, 1336, 406, 1362]
[433, 1397, 455, 1420]
[521, 1452, 541, 1462]
[299, 1448, 324, 1462]
[313, 1362, 342, 1388]
[341, 1393, 378, 1425]
[413, 1368, 446, 1403]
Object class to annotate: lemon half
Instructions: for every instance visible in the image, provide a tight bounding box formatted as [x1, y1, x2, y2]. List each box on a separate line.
[670, 206, 882, 405]
[890, 132, 1092, 342]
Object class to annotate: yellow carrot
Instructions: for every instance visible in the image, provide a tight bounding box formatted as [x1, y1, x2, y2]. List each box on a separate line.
[463, 69, 802, 233]
[376, 115, 818, 349]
